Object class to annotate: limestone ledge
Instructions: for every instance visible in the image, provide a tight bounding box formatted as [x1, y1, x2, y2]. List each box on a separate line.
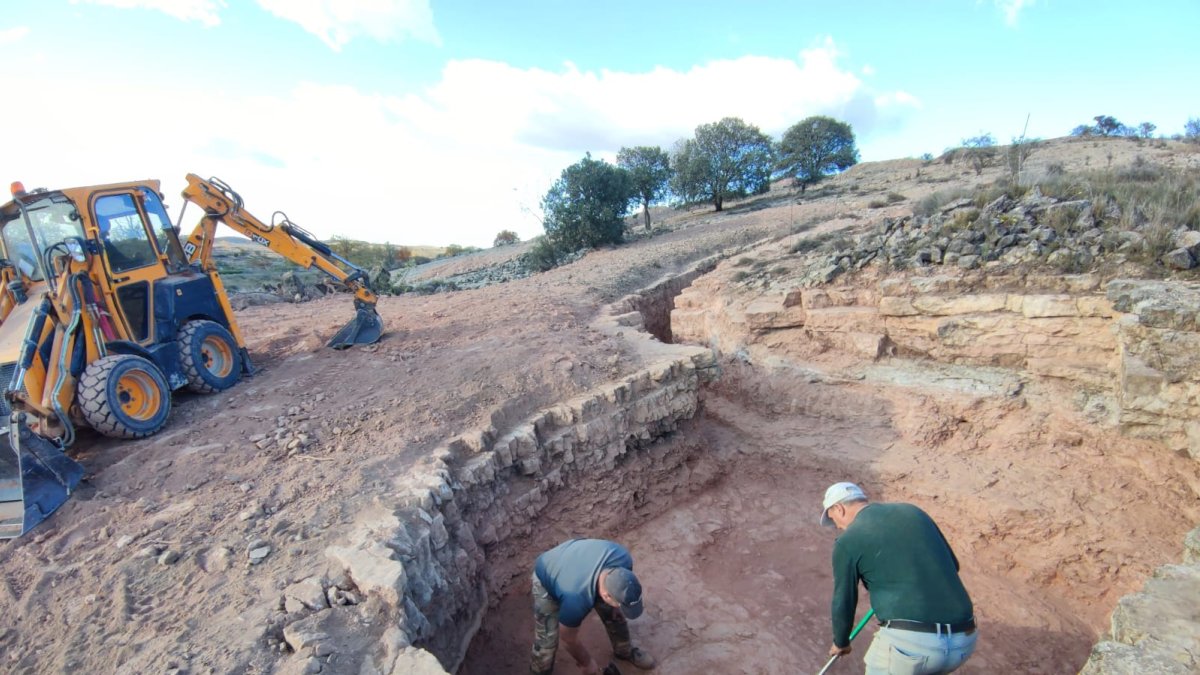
[675, 276, 1200, 443]
[322, 349, 713, 674]
[674, 274, 1121, 388]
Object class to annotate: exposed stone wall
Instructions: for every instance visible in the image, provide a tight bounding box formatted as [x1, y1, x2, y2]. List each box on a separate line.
[675, 274, 1200, 421]
[673, 270, 1200, 675]
[1079, 526, 1200, 674]
[613, 259, 717, 342]
[321, 343, 716, 674]
[1108, 280, 1200, 459]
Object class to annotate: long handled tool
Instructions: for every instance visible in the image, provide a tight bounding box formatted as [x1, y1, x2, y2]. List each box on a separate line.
[816, 608, 875, 675]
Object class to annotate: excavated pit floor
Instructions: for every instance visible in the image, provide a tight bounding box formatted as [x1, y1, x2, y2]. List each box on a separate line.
[461, 448, 848, 675]
[455, 358, 1186, 674]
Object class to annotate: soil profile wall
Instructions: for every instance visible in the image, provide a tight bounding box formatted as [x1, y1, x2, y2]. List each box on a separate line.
[672, 271, 1200, 674]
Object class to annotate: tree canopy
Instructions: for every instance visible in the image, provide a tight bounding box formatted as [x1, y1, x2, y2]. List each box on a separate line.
[670, 117, 774, 212]
[540, 153, 633, 251]
[617, 145, 672, 230]
[1071, 115, 1136, 137]
[777, 116, 859, 191]
[1187, 118, 1200, 142]
[960, 132, 997, 175]
[493, 230, 520, 247]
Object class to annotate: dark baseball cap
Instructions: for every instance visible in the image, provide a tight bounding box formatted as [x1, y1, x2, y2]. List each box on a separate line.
[603, 568, 644, 619]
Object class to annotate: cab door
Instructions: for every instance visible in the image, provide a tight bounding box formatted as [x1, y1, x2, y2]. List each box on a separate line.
[91, 192, 169, 345]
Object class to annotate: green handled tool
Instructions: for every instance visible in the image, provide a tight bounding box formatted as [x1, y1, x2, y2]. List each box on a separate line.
[816, 608, 875, 675]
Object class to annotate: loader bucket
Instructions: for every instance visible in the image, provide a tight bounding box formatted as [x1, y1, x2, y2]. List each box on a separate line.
[328, 303, 383, 350]
[0, 415, 85, 539]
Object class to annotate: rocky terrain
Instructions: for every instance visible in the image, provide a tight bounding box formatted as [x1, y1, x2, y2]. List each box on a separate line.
[2, 136, 1199, 675]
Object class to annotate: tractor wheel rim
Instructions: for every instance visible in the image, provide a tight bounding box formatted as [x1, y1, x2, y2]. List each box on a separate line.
[201, 335, 234, 378]
[116, 370, 161, 421]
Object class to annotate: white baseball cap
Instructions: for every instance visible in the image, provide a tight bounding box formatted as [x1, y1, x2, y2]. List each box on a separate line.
[820, 482, 867, 527]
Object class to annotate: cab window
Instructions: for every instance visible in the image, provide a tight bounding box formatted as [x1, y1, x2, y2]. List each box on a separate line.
[138, 188, 188, 270]
[94, 194, 159, 273]
[0, 196, 85, 281]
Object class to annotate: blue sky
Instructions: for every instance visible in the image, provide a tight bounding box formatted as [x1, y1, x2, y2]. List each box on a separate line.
[3, 1, 1197, 247]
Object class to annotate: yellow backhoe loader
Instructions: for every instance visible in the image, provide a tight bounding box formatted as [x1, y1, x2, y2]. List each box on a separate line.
[0, 174, 383, 538]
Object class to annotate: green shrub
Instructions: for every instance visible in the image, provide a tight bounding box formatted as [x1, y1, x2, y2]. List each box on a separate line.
[1136, 223, 1176, 265]
[914, 187, 972, 217]
[731, 270, 750, 282]
[734, 257, 754, 266]
[790, 237, 824, 254]
[523, 238, 565, 272]
[946, 209, 979, 231]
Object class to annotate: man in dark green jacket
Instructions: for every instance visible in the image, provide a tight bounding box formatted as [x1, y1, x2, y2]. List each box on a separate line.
[821, 482, 978, 674]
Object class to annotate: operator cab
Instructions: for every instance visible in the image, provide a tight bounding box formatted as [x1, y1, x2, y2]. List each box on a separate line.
[0, 189, 85, 282]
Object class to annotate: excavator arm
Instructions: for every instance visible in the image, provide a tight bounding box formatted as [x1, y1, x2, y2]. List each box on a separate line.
[178, 174, 383, 348]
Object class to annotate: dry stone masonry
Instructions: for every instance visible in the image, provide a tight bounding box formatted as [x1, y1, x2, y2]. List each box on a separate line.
[303, 267, 717, 674]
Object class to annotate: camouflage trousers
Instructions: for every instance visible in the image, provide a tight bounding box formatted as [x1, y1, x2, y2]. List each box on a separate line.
[531, 572, 632, 675]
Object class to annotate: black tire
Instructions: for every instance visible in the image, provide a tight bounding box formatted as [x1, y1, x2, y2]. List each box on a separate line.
[178, 320, 242, 394]
[79, 354, 171, 439]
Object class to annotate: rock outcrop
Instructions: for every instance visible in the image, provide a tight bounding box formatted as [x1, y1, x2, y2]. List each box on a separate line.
[1079, 526, 1200, 674]
[673, 261, 1200, 675]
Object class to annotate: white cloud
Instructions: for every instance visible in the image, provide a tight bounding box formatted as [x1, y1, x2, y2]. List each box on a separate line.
[5, 38, 913, 248]
[0, 26, 30, 44]
[255, 0, 440, 52]
[404, 37, 913, 157]
[995, 0, 1035, 26]
[70, 0, 226, 27]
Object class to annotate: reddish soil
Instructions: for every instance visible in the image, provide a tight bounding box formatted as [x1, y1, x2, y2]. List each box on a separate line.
[3, 138, 1198, 675]
[0, 199, 791, 674]
[461, 362, 1200, 675]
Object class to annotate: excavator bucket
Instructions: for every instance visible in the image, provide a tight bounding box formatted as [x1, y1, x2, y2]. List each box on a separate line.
[0, 415, 85, 539]
[328, 303, 383, 350]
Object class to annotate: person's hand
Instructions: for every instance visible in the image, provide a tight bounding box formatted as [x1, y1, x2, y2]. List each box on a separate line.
[828, 643, 852, 657]
[581, 658, 602, 675]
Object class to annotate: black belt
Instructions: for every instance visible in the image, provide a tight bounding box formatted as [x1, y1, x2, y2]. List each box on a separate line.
[880, 618, 976, 635]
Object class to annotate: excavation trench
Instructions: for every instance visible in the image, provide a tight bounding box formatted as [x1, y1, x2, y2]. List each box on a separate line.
[369, 269, 1197, 675]
[455, 365, 1096, 675]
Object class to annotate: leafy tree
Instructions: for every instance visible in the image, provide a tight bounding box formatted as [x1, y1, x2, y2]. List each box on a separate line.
[493, 230, 520, 247]
[1072, 116, 1135, 138]
[1093, 115, 1125, 136]
[1099, 114, 1132, 135]
[960, 133, 997, 176]
[617, 145, 672, 230]
[1185, 117, 1200, 143]
[778, 117, 859, 188]
[541, 153, 634, 251]
[1137, 122, 1157, 138]
[778, 116, 859, 192]
[671, 117, 774, 211]
[668, 138, 707, 206]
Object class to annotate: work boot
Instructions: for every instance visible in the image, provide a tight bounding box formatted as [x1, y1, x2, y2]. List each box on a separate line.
[614, 647, 656, 670]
